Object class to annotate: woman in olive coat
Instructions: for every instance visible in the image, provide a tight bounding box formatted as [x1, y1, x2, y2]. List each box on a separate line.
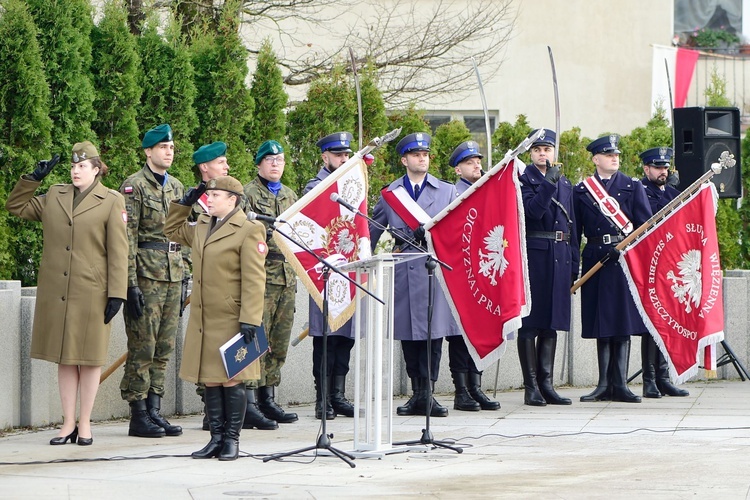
[165, 175, 267, 461]
[5, 142, 128, 445]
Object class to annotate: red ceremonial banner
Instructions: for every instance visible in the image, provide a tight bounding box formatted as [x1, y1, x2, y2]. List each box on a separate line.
[620, 183, 724, 384]
[426, 158, 530, 370]
[274, 157, 371, 330]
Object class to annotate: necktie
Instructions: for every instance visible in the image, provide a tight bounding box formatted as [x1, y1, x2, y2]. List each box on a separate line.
[413, 184, 421, 200]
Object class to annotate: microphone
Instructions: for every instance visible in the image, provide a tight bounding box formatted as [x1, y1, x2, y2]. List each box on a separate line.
[330, 193, 359, 213]
[247, 211, 287, 224]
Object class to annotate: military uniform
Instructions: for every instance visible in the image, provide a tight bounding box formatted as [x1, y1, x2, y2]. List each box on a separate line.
[444, 141, 501, 412]
[517, 129, 579, 406]
[165, 175, 266, 460]
[638, 147, 690, 399]
[242, 139, 299, 424]
[573, 135, 652, 403]
[369, 132, 458, 417]
[120, 124, 187, 437]
[305, 131, 357, 420]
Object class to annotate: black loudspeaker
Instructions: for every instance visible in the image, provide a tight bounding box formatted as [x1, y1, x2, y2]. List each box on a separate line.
[673, 106, 742, 198]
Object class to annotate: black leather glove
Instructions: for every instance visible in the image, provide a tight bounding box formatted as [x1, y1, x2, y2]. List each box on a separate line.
[413, 224, 426, 246]
[604, 247, 621, 265]
[127, 286, 145, 319]
[240, 323, 257, 344]
[544, 162, 561, 184]
[666, 170, 680, 189]
[30, 154, 60, 181]
[178, 181, 206, 206]
[571, 273, 578, 288]
[104, 297, 125, 324]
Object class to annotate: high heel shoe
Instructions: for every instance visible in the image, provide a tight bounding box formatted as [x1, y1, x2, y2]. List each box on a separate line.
[50, 427, 78, 445]
[77, 434, 93, 446]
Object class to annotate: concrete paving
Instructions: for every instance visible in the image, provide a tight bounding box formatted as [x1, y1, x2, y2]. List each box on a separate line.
[1, 380, 749, 499]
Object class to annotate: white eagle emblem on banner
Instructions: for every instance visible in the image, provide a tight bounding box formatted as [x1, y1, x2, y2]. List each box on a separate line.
[667, 249, 702, 313]
[478, 225, 509, 286]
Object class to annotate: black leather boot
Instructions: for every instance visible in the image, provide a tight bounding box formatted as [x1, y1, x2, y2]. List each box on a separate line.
[219, 385, 247, 461]
[656, 351, 690, 397]
[330, 375, 355, 417]
[128, 399, 166, 437]
[611, 338, 641, 403]
[146, 392, 182, 436]
[641, 336, 662, 398]
[314, 377, 335, 420]
[580, 339, 613, 402]
[415, 379, 449, 417]
[192, 386, 224, 459]
[257, 386, 298, 423]
[536, 337, 572, 405]
[396, 378, 420, 416]
[452, 372, 480, 411]
[243, 388, 278, 430]
[467, 372, 500, 410]
[518, 338, 546, 406]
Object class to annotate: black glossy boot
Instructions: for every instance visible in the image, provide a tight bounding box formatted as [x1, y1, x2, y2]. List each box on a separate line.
[257, 386, 298, 423]
[330, 375, 355, 417]
[641, 336, 662, 398]
[219, 385, 247, 461]
[243, 388, 278, 430]
[536, 336, 572, 405]
[146, 392, 182, 436]
[518, 338, 546, 406]
[416, 379, 448, 417]
[192, 386, 224, 459]
[656, 351, 690, 397]
[396, 378, 421, 416]
[128, 399, 166, 438]
[452, 372, 480, 411]
[200, 394, 209, 431]
[467, 372, 500, 410]
[314, 377, 335, 420]
[611, 338, 641, 403]
[580, 339, 613, 402]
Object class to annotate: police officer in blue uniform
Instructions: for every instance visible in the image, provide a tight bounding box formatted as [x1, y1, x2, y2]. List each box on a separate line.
[638, 147, 690, 398]
[304, 131, 357, 420]
[573, 135, 651, 403]
[444, 141, 500, 411]
[518, 129, 578, 406]
[370, 132, 459, 417]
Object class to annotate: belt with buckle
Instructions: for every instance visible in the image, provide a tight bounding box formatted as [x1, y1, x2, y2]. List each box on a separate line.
[266, 252, 286, 262]
[527, 230, 570, 242]
[587, 234, 624, 245]
[138, 241, 182, 252]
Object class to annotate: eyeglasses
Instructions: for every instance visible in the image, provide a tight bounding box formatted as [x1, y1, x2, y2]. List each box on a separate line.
[264, 156, 285, 165]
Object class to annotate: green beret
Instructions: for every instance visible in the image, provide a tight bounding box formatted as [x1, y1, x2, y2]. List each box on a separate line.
[71, 141, 99, 163]
[205, 175, 243, 197]
[193, 141, 227, 165]
[142, 124, 173, 149]
[255, 140, 284, 165]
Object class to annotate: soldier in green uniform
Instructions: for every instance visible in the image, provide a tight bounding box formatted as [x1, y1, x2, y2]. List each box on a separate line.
[190, 141, 276, 431]
[243, 140, 299, 424]
[119, 124, 189, 438]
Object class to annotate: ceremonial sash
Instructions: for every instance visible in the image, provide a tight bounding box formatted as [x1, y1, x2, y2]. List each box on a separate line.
[583, 176, 633, 235]
[381, 184, 431, 230]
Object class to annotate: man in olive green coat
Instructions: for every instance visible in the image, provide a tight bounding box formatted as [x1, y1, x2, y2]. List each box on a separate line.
[243, 140, 299, 424]
[119, 124, 189, 438]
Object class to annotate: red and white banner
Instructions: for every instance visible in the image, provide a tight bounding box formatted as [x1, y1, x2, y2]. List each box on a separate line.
[274, 157, 371, 330]
[620, 182, 724, 384]
[425, 158, 530, 370]
[651, 45, 700, 119]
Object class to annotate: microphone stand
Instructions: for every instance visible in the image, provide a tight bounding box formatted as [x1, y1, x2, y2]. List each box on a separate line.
[338, 200, 460, 453]
[262, 224, 383, 468]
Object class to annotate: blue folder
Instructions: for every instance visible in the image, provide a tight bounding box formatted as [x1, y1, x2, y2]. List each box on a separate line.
[219, 324, 269, 379]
